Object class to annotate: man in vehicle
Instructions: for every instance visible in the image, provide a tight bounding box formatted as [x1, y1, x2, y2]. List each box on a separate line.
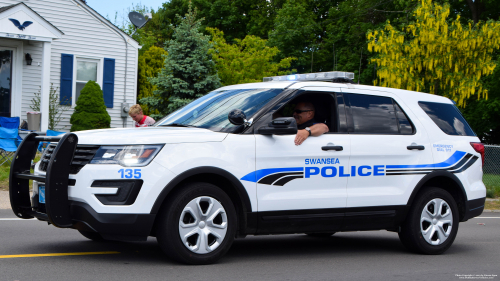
[293, 101, 329, 145]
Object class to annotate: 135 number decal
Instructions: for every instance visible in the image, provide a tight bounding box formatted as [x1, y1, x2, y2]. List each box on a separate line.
[118, 169, 141, 179]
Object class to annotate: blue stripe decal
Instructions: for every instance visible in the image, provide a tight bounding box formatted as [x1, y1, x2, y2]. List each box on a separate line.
[386, 151, 467, 169]
[241, 167, 304, 183]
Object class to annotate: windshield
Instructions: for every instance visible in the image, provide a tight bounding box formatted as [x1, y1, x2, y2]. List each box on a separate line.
[156, 88, 283, 132]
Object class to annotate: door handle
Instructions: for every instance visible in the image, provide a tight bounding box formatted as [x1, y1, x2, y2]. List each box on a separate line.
[322, 146, 343, 151]
[407, 145, 425, 150]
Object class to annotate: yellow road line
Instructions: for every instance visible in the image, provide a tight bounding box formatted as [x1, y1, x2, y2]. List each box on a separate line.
[0, 251, 120, 259]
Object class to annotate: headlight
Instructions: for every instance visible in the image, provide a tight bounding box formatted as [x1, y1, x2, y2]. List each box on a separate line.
[90, 144, 164, 167]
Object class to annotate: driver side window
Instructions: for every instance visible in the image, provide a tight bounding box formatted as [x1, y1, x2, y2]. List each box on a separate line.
[272, 91, 338, 133]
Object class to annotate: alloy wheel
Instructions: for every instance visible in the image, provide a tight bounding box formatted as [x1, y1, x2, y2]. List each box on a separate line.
[178, 196, 228, 254]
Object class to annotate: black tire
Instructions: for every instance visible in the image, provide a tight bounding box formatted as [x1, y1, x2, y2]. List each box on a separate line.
[306, 232, 336, 237]
[399, 187, 459, 254]
[78, 230, 104, 241]
[156, 182, 237, 265]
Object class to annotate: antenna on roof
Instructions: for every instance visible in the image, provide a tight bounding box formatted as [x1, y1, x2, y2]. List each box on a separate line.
[128, 11, 151, 35]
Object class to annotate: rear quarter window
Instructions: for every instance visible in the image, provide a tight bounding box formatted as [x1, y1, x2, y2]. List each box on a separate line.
[418, 101, 475, 136]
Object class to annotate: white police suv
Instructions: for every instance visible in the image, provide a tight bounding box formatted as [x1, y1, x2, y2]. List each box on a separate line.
[10, 71, 486, 264]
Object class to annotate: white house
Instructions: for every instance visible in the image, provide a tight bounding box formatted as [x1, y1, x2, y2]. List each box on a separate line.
[0, 0, 140, 132]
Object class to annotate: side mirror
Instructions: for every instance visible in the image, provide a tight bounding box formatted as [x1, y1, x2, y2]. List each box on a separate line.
[228, 109, 250, 126]
[258, 117, 298, 135]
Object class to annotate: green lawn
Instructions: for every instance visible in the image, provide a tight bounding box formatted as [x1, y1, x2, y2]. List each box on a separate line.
[0, 153, 41, 191]
[483, 174, 500, 198]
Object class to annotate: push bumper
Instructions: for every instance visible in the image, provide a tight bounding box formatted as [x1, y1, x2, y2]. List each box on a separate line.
[10, 133, 77, 225]
[9, 133, 155, 241]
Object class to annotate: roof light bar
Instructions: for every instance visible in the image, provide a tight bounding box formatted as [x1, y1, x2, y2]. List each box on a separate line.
[263, 71, 355, 82]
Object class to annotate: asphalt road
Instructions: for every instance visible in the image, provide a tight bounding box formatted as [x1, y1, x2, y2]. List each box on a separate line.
[0, 209, 498, 281]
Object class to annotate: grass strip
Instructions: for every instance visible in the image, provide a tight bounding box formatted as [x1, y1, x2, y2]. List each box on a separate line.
[485, 200, 500, 210]
[0, 153, 42, 192]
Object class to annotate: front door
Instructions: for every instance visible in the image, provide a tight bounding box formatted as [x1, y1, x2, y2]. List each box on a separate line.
[254, 88, 350, 233]
[0, 49, 13, 117]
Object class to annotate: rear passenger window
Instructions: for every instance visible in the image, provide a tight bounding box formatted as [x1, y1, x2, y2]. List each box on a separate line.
[344, 93, 399, 134]
[418, 101, 475, 136]
[394, 102, 414, 135]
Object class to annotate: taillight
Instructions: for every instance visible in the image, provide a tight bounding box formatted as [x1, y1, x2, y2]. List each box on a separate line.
[470, 142, 485, 166]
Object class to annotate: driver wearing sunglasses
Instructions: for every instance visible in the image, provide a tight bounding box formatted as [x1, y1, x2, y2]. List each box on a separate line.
[293, 102, 329, 145]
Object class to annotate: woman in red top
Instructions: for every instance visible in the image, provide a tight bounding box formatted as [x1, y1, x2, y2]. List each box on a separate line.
[128, 104, 155, 127]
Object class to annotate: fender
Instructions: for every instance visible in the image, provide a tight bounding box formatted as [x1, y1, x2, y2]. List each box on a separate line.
[150, 166, 253, 215]
[406, 170, 468, 217]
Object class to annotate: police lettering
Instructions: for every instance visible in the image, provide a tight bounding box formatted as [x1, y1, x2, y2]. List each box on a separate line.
[304, 165, 385, 178]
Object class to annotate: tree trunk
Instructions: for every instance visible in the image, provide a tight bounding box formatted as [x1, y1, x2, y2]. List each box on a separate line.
[434, 79, 440, 96]
[465, 0, 482, 24]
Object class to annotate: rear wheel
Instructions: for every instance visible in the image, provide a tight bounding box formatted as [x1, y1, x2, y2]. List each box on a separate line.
[156, 182, 237, 264]
[78, 230, 104, 241]
[399, 187, 459, 254]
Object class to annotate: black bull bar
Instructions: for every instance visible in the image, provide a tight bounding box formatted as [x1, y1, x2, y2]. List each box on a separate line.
[9, 132, 78, 227]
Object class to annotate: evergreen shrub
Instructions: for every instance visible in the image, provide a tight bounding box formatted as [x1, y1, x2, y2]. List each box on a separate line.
[70, 81, 111, 131]
[141, 4, 221, 119]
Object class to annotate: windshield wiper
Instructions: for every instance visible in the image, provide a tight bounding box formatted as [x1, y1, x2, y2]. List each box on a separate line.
[160, 123, 198, 128]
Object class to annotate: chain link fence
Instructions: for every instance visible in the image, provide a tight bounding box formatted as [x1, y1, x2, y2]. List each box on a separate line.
[1, 145, 499, 210]
[484, 145, 500, 198]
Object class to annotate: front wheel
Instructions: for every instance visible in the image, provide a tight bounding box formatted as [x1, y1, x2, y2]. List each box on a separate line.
[156, 182, 237, 264]
[399, 187, 459, 254]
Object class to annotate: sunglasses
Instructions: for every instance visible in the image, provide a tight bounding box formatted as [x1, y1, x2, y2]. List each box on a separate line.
[294, 109, 313, 114]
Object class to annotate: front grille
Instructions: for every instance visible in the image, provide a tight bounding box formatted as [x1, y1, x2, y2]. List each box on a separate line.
[39, 144, 100, 174]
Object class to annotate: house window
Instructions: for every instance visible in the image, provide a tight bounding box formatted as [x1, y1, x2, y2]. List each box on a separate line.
[74, 57, 101, 103]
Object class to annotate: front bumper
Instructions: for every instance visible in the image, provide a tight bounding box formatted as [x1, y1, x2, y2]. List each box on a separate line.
[71, 201, 155, 241]
[9, 133, 157, 241]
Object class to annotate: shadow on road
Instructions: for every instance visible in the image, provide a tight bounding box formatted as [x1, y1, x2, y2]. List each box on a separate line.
[46, 232, 411, 265]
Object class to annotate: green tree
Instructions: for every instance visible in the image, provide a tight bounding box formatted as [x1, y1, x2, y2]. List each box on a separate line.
[141, 5, 222, 119]
[108, 3, 172, 55]
[266, 0, 416, 79]
[207, 27, 295, 85]
[447, 0, 500, 24]
[70, 81, 111, 132]
[268, 0, 320, 73]
[158, 0, 283, 43]
[462, 56, 500, 144]
[132, 8, 174, 55]
[321, 0, 418, 84]
[367, 0, 500, 106]
[137, 46, 168, 115]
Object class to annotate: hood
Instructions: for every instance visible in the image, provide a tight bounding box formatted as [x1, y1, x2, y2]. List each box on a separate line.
[74, 127, 228, 145]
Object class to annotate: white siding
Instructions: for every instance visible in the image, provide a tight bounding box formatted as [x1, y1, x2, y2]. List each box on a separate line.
[0, 0, 138, 130]
[22, 41, 43, 116]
